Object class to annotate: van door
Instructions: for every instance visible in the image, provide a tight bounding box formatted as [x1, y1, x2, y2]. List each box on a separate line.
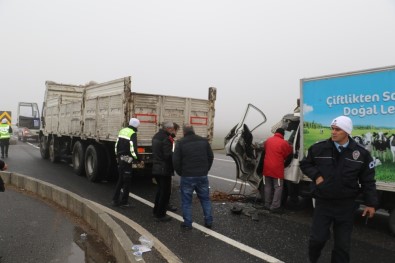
[224, 104, 267, 189]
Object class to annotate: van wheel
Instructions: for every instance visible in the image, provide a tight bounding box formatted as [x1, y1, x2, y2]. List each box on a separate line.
[84, 144, 105, 182]
[72, 141, 86, 176]
[39, 136, 49, 159]
[49, 136, 59, 163]
[389, 209, 395, 235]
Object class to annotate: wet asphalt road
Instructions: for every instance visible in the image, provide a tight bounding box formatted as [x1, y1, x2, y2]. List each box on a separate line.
[3, 140, 395, 263]
[0, 186, 115, 263]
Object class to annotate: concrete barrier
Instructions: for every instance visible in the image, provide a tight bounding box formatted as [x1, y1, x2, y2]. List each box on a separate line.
[0, 171, 142, 263]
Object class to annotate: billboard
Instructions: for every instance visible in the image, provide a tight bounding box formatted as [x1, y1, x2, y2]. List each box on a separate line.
[301, 67, 395, 183]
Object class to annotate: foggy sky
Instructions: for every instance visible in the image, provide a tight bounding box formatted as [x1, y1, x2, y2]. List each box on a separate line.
[1, 0, 395, 141]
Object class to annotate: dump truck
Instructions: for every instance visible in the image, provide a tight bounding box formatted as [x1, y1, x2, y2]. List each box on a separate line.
[39, 76, 216, 182]
[225, 65, 395, 234]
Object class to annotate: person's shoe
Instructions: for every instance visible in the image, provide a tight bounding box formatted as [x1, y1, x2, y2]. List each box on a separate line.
[180, 223, 192, 230]
[155, 215, 172, 222]
[167, 204, 178, 212]
[111, 200, 120, 207]
[204, 223, 212, 229]
[119, 202, 131, 208]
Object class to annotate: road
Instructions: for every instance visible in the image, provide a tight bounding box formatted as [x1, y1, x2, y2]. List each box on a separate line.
[0, 186, 116, 263]
[4, 140, 395, 263]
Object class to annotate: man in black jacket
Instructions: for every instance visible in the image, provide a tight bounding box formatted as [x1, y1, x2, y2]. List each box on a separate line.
[0, 159, 7, 171]
[112, 118, 142, 207]
[152, 121, 175, 222]
[0, 159, 7, 192]
[300, 116, 378, 263]
[173, 124, 214, 230]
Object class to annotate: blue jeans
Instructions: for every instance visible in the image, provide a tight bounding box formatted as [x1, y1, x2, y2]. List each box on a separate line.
[180, 176, 213, 227]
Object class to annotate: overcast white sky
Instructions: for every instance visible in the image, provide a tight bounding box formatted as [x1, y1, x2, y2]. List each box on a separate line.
[1, 0, 395, 140]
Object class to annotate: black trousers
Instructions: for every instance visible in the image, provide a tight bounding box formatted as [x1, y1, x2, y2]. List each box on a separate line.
[309, 199, 356, 263]
[153, 175, 172, 218]
[112, 161, 133, 203]
[0, 139, 10, 156]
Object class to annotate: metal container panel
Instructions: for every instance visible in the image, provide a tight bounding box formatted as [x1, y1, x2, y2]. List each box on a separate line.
[83, 77, 130, 140]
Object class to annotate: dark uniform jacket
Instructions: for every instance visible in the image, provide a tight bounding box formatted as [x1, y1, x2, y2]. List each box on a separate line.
[300, 137, 378, 207]
[152, 129, 173, 176]
[116, 126, 140, 161]
[173, 131, 214, 177]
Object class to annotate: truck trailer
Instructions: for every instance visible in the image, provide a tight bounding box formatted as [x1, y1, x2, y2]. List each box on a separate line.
[39, 76, 216, 182]
[225, 65, 395, 234]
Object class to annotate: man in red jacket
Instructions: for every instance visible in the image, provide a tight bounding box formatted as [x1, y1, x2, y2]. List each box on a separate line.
[263, 128, 292, 213]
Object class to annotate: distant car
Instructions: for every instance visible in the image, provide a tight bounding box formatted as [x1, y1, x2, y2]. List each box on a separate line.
[17, 127, 39, 142]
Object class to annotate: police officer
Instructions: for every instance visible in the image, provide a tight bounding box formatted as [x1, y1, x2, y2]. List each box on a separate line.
[0, 118, 12, 158]
[300, 116, 378, 263]
[112, 118, 142, 207]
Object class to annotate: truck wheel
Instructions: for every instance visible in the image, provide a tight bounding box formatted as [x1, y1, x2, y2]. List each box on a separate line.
[22, 136, 27, 142]
[72, 141, 86, 176]
[390, 209, 395, 235]
[84, 144, 105, 182]
[39, 136, 49, 159]
[49, 136, 59, 163]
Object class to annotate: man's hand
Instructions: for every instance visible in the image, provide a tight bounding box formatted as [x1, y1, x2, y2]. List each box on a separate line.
[1, 163, 7, 171]
[362, 206, 375, 218]
[315, 176, 324, 185]
[137, 161, 144, 168]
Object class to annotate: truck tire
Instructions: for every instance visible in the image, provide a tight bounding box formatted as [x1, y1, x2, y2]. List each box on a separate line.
[49, 136, 59, 163]
[390, 209, 395, 235]
[101, 144, 117, 181]
[22, 136, 27, 142]
[84, 144, 105, 182]
[72, 141, 86, 176]
[39, 136, 49, 159]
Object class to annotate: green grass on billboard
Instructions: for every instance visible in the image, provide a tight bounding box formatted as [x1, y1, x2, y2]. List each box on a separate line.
[303, 127, 395, 183]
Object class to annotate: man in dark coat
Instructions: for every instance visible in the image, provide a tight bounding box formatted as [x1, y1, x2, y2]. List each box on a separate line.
[152, 121, 175, 222]
[173, 124, 214, 230]
[300, 116, 378, 263]
[0, 159, 7, 192]
[0, 159, 7, 171]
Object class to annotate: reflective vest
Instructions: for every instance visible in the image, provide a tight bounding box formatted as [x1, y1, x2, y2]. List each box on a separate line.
[0, 124, 11, 139]
[115, 127, 138, 159]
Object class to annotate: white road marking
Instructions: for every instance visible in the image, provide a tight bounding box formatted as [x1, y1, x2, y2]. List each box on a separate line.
[214, 157, 234, 163]
[129, 193, 283, 263]
[26, 142, 39, 149]
[208, 174, 252, 188]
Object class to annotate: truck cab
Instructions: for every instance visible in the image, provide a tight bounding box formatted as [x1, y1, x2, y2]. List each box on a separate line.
[16, 102, 40, 142]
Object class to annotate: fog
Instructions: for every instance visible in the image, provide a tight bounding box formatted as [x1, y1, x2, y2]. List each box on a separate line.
[1, 0, 395, 146]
